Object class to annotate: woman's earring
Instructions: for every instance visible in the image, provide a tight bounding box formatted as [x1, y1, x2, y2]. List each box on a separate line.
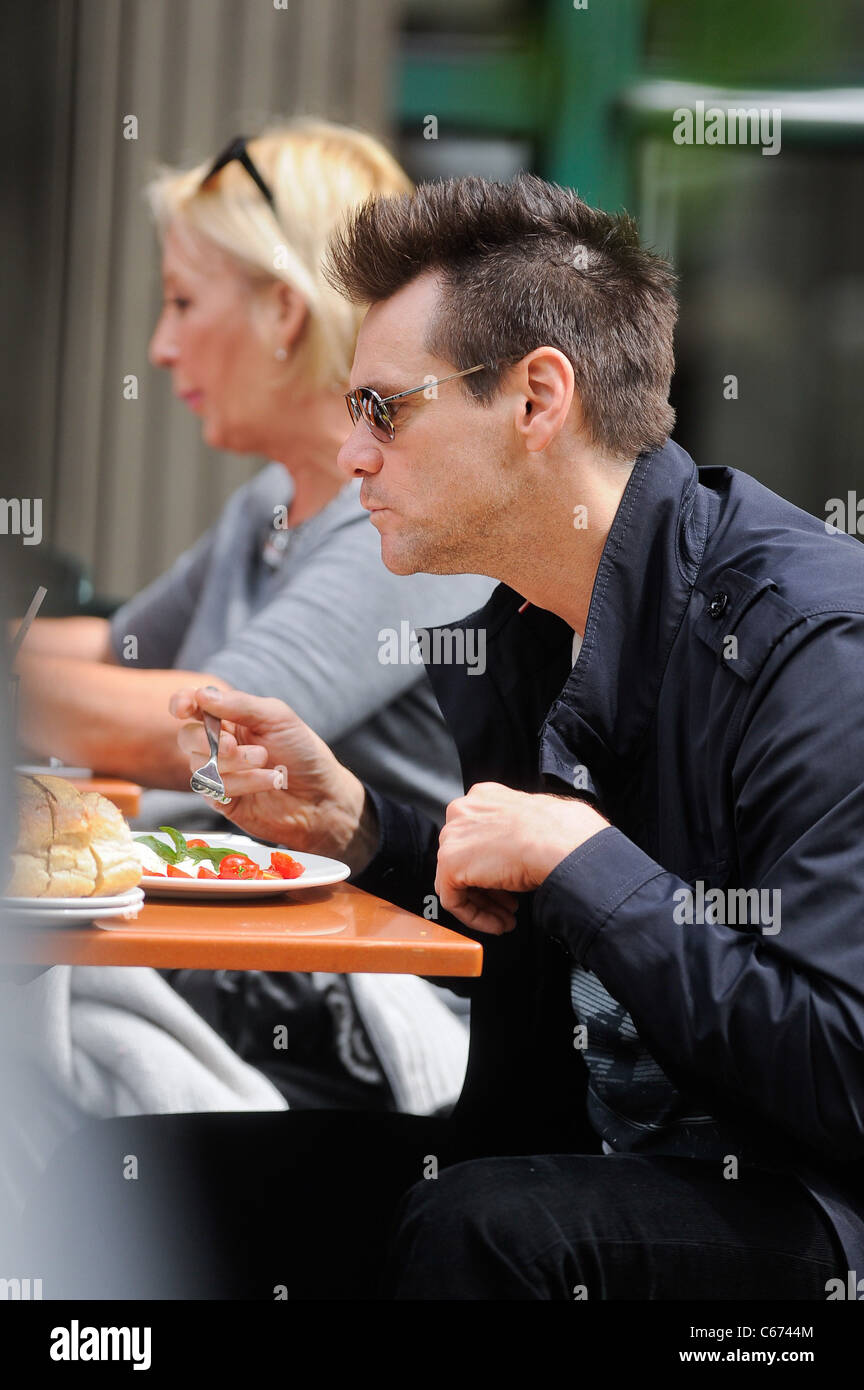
[275, 347, 288, 362]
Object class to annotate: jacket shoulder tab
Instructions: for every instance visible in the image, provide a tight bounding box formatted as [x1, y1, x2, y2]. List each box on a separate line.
[694, 567, 803, 683]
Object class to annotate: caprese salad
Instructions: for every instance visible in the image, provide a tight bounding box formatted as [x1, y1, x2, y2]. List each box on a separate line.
[134, 826, 305, 881]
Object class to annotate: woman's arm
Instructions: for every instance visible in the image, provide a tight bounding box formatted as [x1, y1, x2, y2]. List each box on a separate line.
[16, 655, 231, 787]
[14, 521, 220, 781]
[9, 617, 113, 663]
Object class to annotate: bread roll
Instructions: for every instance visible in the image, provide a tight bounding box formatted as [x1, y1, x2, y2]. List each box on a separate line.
[7, 776, 53, 896]
[33, 774, 98, 897]
[81, 789, 142, 895]
[6, 774, 142, 898]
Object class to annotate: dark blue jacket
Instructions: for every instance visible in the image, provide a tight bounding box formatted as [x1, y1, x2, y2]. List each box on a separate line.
[355, 439, 864, 1276]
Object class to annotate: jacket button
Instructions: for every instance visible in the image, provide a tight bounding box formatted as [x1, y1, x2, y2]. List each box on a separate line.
[708, 591, 729, 619]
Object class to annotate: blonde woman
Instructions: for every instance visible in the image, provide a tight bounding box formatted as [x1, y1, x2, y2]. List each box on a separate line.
[17, 121, 491, 1111]
[18, 121, 493, 829]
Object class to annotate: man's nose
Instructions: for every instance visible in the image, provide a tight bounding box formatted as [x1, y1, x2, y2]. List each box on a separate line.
[336, 422, 384, 480]
[148, 312, 177, 369]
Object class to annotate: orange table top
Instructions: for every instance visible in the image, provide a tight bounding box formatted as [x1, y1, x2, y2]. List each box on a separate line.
[70, 777, 142, 818]
[2, 882, 483, 976]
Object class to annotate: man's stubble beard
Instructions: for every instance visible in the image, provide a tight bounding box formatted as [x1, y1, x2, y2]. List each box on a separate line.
[384, 495, 510, 577]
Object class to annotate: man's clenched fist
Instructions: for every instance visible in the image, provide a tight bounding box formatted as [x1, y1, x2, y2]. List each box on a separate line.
[435, 782, 609, 934]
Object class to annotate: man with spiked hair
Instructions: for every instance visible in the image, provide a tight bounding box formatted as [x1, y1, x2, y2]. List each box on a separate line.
[172, 173, 864, 1299]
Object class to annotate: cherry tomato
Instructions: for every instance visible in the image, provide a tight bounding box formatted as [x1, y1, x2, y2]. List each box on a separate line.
[167, 864, 192, 878]
[261, 870, 283, 880]
[197, 866, 219, 879]
[145, 869, 165, 877]
[270, 851, 305, 879]
[186, 839, 209, 849]
[218, 855, 261, 880]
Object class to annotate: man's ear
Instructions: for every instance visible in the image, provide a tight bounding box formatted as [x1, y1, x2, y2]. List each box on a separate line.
[513, 347, 577, 451]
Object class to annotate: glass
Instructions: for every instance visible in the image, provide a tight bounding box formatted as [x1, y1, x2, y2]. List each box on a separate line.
[345, 364, 487, 442]
[199, 135, 276, 211]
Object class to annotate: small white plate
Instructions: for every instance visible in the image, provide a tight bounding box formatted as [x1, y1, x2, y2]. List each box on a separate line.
[134, 831, 350, 899]
[4, 887, 145, 911]
[16, 764, 93, 779]
[2, 887, 145, 928]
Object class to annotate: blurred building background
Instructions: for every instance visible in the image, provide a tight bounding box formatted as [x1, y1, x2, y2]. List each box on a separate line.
[2, 0, 864, 613]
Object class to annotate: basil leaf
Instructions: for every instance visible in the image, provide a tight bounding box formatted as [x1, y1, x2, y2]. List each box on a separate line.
[183, 845, 243, 868]
[158, 825, 188, 856]
[134, 834, 181, 865]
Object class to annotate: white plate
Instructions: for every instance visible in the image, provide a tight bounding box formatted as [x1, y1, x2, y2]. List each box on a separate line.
[4, 887, 145, 911]
[134, 831, 350, 899]
[2, 887, 145, 929]
[16, 764, 93, 779]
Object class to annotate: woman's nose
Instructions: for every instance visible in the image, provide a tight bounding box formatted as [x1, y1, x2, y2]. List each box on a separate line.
[336, 423, 384, 480]
[148, 313, 178, 369]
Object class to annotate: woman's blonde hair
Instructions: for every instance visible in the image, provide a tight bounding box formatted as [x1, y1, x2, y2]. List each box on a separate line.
[147, 119, 412, 389]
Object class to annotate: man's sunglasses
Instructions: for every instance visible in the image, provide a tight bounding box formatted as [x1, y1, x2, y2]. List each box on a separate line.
[345, 364, 487, 443]
[200, 134, 277, 214]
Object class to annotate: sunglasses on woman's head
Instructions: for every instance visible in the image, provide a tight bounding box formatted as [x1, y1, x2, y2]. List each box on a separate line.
[199, 134, 277, 213]
[345, 364, 487, 443]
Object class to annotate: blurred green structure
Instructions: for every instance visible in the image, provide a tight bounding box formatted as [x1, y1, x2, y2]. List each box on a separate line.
[398, 0, 642, 209]
[395, 0, 864, 530]
[397, 0, 864, 207]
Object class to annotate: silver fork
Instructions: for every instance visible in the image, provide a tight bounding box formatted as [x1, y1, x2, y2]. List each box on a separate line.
[189, 694, 232, 805]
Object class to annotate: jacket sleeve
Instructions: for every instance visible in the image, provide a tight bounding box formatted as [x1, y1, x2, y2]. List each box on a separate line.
[533, 612, 864, 1160]
[350, 785, 481, 997]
